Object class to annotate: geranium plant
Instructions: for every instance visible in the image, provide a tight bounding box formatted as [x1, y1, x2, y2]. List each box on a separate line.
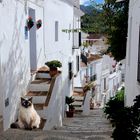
[26, 16, 34, 30]
[36, 19, 42, 29]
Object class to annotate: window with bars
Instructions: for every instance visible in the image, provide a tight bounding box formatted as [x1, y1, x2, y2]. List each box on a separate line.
[137, 27, 140, 82]
[76, 55, 79, 72]
[55, 21, 58, 41]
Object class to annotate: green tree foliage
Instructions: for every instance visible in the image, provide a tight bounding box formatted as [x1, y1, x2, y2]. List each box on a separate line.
[81, 0, 129, 61]
[81, 2, 106, 34]
[103, 0, 129, 61]
[104, 88, 140, 140]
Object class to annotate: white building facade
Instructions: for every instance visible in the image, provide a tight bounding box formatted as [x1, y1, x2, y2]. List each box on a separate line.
[125, 0, 140, 106]
[0, 0, 83, 130]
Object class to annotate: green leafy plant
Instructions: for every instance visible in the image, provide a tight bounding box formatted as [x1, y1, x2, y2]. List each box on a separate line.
[103, 88, 124, 124]
[26, 16, 34, 30]
[45, 60, 62, 68]
[36, 19, 42, 29]
[104, 88, 140, 140]
[66, 96, 74, 105]
[65, 96, 75, 111]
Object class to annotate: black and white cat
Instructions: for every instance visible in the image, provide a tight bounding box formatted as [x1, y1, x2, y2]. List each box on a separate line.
[11, 97, 41, 130]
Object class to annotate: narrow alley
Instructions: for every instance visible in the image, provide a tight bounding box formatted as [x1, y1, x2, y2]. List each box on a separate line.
[0, 108, 113, 140]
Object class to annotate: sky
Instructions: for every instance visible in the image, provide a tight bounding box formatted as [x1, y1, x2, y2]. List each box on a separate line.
[80, 0, 104, 5]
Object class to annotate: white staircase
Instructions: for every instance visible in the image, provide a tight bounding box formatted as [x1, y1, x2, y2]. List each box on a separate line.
[25, 70, 53, 129]
[25, 67, 62, 130]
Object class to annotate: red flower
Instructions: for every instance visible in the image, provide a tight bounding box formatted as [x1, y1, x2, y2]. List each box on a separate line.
[26, 16, 34, 30]
[36, 19, 42, 29]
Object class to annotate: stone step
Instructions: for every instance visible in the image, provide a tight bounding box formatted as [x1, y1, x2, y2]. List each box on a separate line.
[29, 80, 50, 91]
[27, 91, 48, 96]
[31, 79, 51, 84]
[36, 72, 51, 79]
[33, 103, 48, 119]
[72, 101, 83, 106]
[34, 103, 44, 110]
[74, 106, 83, 112]
[73, 96, 84, 101]
[26, 91, 48, 104]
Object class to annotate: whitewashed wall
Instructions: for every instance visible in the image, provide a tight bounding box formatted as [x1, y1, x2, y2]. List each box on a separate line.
[0, 0, 46, 130]
[108, 70, 122, 101]
[125, 0, 140, 106]
[28, 1, 45, 68]
[76, 67, 87, 87]
[43, 74, 63, 130]
[94, 60, 102, 103]
[0, 0, 29, 130]
[44, 0, 73, 95]
[0, 0, 81, 130]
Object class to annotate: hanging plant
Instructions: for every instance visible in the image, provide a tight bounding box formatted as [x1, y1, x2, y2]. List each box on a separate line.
[26, 16, 34, 30]
[36, 19, 42, 29]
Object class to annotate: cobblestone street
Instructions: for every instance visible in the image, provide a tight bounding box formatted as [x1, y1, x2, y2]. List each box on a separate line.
[0, 108, 113, 140]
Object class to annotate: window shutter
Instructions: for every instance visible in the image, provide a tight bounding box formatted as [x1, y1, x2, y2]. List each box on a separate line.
[69, 62, 73, 80]
[137, 28, 140, 82]
[81, 53, 87, 65]
[55, 21, 58, 41]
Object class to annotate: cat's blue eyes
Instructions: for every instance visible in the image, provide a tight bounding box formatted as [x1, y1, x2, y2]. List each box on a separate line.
[22, 101, 31, 106]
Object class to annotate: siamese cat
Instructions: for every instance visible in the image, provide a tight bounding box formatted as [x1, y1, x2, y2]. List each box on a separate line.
[11, 97, 41, 130]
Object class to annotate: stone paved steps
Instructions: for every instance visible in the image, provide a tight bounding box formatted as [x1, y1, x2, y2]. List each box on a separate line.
[72, 101, 82, 106]
[36, 72, 51, 79]
[34, 103, 45, 110]
[29, 79, 50, 92]
[26, 91, 48, 96]
[72, 95, 84, 113]
[0, 109, 113, 140]
[26, 91, 48, 104]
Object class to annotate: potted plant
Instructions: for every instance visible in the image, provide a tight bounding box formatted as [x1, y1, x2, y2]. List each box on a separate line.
[26, 16, 34, 30]
[45, 60, 62, 77]
[65, 96, 75, 117]
[36, 19, 42, 29]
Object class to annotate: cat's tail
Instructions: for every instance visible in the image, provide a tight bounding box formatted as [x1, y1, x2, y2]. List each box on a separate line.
[10, 122, 20, 129]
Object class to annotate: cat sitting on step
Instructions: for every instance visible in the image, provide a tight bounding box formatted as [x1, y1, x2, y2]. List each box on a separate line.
[11, 97, 41, 130]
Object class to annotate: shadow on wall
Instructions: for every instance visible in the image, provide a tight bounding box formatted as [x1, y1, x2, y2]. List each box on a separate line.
[0, 1, 31, 130]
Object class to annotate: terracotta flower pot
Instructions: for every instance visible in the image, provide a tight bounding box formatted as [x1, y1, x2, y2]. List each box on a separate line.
[66, 110, 74, 118]
[49, 67, 58, 77]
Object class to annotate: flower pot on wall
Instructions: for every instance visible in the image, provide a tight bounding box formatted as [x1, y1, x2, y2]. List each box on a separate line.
[45, 60, 62, 77]
[27, 17, 34, 30]
[36, 19, 42, 29]
[49, 67, 58, 77]
[66, 110, 74, 118]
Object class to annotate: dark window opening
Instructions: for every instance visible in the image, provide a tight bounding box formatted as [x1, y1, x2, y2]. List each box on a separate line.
[137, 27, 140, 82]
